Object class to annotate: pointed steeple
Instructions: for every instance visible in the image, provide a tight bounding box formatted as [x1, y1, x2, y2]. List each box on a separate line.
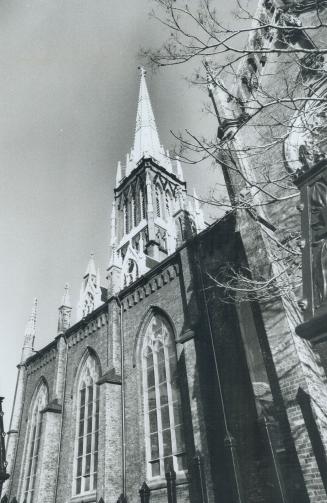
[133, 67, 162, 163]
[58, 284, 72, 334]
[21, 298, 37, 362]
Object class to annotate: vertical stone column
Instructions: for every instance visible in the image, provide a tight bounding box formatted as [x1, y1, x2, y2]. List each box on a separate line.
[37, 335, 67, 503]
[97, 378, 122, 503]
[3, 364, 27, 496]
[108, 299, 121, 373]
[107, 264, 122, 297]
[53, 335, 66, 401]
[36, 406, 62, 503]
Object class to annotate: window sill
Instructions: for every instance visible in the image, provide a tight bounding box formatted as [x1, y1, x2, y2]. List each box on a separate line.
[70, 491, 97, 503]
[147, 472, 189, 491]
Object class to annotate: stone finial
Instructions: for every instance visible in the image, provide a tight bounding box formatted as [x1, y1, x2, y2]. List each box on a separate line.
[84, 253, 96, 278]
[61, 283, 71, 308]
[58, 284, 72, 334]
[77, 255, 103, 321]
[21, 298, 37, 362]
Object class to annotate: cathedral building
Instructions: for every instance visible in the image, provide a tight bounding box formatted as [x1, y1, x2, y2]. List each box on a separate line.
[4, 11, 327, 499]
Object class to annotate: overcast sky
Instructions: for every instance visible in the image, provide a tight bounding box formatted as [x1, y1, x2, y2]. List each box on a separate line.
[0, 0, 239, 429]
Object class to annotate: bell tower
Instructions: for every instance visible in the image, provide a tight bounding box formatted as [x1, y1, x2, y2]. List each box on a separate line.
[107, 68, 205, 295]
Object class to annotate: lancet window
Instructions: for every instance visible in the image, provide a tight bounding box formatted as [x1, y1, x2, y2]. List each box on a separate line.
[155, 186, 162, 218]
[21, 381, 48, 503]
[165, 191, 171, 217]
[132, 195, 137, 227]
[140, 187, 146, 220]
[74, 354, 100, 496]
[123, 202, 129, 235]
[142, 313, 186, 479]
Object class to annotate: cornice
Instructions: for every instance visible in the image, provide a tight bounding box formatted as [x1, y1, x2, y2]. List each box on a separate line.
[114, 157, 186, 194]
[121, 262, 181, 312]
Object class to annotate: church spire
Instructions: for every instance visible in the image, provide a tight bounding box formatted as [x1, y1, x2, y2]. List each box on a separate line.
[132, 67, 162, 164]
[21, 298, 37, 362]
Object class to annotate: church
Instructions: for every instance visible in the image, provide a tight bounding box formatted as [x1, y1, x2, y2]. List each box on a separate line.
[4, 13, 327, 499]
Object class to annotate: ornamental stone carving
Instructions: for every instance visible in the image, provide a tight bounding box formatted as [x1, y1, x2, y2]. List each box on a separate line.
[285, 97, 327, 177]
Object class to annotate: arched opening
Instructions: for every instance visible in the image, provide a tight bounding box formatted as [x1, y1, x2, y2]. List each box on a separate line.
[20, 380, 48, 503]
[73, 353, 100, 496]
[142, 313, 186, 479]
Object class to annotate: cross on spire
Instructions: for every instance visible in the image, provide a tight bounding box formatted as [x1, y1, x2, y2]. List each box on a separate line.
[138, 65, 147, 78]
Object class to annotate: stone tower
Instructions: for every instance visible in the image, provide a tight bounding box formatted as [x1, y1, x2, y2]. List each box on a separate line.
[107, 67, 204, 295]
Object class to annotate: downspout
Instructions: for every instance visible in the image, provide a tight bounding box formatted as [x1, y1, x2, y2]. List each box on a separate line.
[114, 296, 126, 497]
[54, 335, 68, 503]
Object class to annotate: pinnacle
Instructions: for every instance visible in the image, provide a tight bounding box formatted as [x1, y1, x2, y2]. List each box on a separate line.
[61, 283, 72, 308]
[26, 298, 37, 335]
[85, 253, 97, 277]
[22, 298, 38, 361]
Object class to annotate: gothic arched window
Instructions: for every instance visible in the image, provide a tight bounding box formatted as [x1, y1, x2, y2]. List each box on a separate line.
[74, 354, 100, 496]
[142, 314, 186, 479]
[21, 381, 48, 503]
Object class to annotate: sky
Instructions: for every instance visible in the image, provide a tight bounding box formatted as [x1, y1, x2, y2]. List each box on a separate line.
[0, 0, 239, 429]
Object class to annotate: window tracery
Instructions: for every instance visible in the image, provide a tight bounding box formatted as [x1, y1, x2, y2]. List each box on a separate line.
[142, 314, 186, 479]
[74, 355, 100, 496]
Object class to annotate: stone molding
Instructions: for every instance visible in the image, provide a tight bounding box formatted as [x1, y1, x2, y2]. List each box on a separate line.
[27, 348, 57, 376]
[96, 368, 122, 386]
[41, 399, 62, 414]
[176, 329, 196, 344]
[121, 263, 180, 312]
[67, 313, 108, 350]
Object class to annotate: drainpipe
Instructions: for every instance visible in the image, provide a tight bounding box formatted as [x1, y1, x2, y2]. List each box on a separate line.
[114, 296, 126, 497]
